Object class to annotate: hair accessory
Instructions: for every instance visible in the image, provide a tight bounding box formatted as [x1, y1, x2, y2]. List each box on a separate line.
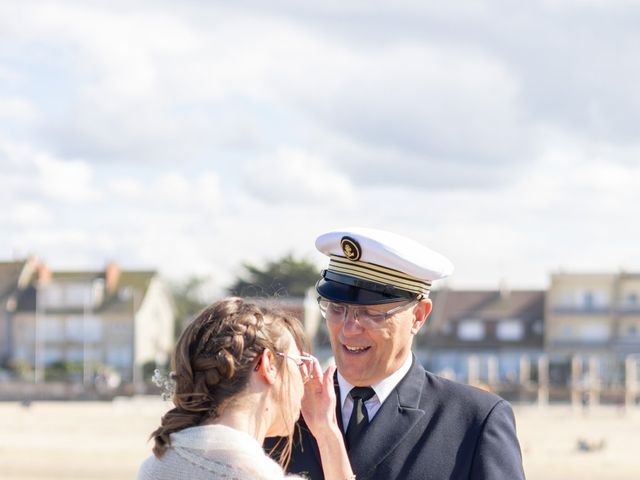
[152, 368, 177, 401]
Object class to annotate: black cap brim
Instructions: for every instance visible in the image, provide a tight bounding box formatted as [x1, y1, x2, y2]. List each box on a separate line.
[315, 276, 416, 305]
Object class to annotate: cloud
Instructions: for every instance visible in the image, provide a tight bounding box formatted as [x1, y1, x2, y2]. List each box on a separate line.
[6, 202, 53, 227]
[243, 147, 356, 205]
[0, 137, 98, 204]
[0, 96, 39, 123]
[2, 1, 640, 291]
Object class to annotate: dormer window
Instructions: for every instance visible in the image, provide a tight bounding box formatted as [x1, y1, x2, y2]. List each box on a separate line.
[458, 319, 484, 341]
[496, 319, 524, 341]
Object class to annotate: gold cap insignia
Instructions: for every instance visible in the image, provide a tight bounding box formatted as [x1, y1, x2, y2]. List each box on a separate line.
[340, 236, 361, 261]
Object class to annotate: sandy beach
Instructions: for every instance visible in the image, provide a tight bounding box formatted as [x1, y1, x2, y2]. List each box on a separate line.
[0, 398, 638, 479]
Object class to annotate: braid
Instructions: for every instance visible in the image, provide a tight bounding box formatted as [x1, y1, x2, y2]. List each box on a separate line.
[150, 297, 284, 457]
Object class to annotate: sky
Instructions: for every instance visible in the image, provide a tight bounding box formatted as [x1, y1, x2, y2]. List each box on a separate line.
[1, 0, 639, 296]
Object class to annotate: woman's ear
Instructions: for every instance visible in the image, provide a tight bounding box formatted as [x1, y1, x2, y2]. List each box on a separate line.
[256, 349, 278, 385]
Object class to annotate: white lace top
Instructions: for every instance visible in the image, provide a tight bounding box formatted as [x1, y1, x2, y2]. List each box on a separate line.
[137, 424, 306, 480]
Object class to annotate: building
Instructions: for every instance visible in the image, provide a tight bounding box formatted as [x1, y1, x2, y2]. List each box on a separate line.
[419, 288, 545, 389]
[2, 259, 174, 391]
[0, 258, 40, 366]
[545, 272, 640, 388]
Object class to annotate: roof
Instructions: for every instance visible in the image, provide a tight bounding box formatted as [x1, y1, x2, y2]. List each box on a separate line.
[0, 259, 38, 310]
[422, 289, 545, 349]
[100, 270, 156, 313]
[430, 289, 545, 325]
[13, 268, 157, 314]
[0, 261, 26, 300]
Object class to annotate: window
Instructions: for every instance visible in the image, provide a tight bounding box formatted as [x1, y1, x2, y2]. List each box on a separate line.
[39, 282, 94, 308]
[85, 347, 103, 363]
[581, 290, 608, 310]
[110, 319, 132, 337]
[557, 292, 574, 308]
[40, 285, 63, 308]
[65, 284, 91, 306]
[559, 324, 574, 339]
[42, 347, 63, 364]
[14, 346, 30, 361]
[532, 320, 544, 335]
[458, 320, 484, 341]
[66, 317, 84, 341]
[583, 291, 594, 309]
[84, 317, 103, 342]
[66, 348, 84, 362]
[106, 345, 132, 368]
[64, 316, 103, 342]
[580, 323, 608, 342]
[496, 320, 524, 341]
[40, 317, 64, 342]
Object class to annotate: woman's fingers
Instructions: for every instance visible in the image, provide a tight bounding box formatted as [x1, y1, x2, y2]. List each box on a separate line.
[311, 357, 323, 380]
[323, 364, 335, 385]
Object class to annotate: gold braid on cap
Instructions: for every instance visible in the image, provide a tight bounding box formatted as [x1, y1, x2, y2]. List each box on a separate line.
[328, 255, 431, 297]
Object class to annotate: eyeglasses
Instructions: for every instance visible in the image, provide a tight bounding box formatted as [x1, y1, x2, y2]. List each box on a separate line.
[317, 297, 418, 330]
[276, 352, 315, 383]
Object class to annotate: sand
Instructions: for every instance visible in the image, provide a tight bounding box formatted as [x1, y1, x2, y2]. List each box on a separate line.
[0, 398, 638, 479]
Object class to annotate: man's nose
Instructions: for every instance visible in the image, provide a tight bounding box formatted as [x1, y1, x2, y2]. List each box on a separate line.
[342, 307, 364, 335]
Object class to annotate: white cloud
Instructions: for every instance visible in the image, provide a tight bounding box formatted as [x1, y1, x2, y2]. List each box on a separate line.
[1, 1, 640, 291]
[34, 153, 98, 203]
[291, 42, 523, 159]
[243, 147, 355, 205]
[0, 137, 99, 204]
[6, 201, 53, 227]
[106, 177, 144, 200]
[0, 97, 39, 122]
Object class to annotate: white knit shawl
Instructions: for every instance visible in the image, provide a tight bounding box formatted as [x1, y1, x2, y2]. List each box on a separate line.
[137, 424, 306, 480]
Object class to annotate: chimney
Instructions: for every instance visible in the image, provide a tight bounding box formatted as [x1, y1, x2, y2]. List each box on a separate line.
[499, 278, 510, 299]
[18, 255, 40, 288]
[105, 262, 121, 294]
[37, 262, 52, 284]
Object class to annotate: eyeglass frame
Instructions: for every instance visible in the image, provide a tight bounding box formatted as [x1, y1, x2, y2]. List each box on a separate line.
[276, 352, 315, 383]
[317, 296, 419, 329]
[253, 350, 316, 384]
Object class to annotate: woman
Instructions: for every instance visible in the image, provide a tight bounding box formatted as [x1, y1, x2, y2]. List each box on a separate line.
[137, 297, 353, 480]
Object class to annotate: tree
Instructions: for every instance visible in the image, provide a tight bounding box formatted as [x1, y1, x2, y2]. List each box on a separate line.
[170, 276, 208, 338]
[227, 253, 319, 298]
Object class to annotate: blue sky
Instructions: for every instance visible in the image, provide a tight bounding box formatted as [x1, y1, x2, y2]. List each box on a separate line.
[1, 0, 639, 294]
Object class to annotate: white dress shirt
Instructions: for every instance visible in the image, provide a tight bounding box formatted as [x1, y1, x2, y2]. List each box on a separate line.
[337, 353, 413, 430]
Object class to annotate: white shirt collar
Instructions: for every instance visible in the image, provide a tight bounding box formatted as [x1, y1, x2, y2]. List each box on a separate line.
[337, 352, 413, 411]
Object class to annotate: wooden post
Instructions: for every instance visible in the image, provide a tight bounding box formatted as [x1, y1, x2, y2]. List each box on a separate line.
[588, 356, 600, 407]
[487, 356, 498, 388]
[519, 355, 530, 386]
[625, 355, 638, 409]
[538, 355, 549, 407]
[468, 355, 479, 386]
[571, 355, 582, 411]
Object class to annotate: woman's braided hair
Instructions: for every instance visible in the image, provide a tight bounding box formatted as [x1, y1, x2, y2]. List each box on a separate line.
[150, 297, 307, 466]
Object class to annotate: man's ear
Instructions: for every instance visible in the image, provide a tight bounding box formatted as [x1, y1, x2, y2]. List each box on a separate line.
[256, 349, 278, 385]
[411, 299, 432, 335]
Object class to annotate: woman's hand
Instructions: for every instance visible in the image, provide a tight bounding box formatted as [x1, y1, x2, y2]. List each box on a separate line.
[301, 359, 354, 480]
[300, 359, 340, 438]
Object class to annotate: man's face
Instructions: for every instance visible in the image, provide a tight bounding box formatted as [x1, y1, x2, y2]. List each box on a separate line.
[327, 299, 432, 386]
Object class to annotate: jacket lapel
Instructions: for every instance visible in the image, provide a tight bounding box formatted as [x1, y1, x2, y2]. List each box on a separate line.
[348, 358, 427, 480]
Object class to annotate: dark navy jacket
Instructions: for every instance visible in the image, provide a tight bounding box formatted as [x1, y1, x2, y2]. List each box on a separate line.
[272, 357, 525, 480]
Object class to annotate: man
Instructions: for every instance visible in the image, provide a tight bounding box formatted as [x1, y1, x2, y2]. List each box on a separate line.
[283, 227, 525, 480]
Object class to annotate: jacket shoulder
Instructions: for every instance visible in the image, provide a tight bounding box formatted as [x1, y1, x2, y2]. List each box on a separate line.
[420, 369, 511, 415]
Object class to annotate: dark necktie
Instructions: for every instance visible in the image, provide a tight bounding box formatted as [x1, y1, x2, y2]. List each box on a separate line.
[345, 386, 376, 450]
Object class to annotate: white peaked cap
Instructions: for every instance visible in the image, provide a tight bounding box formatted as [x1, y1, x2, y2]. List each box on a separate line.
[315, 227, 454, 305]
